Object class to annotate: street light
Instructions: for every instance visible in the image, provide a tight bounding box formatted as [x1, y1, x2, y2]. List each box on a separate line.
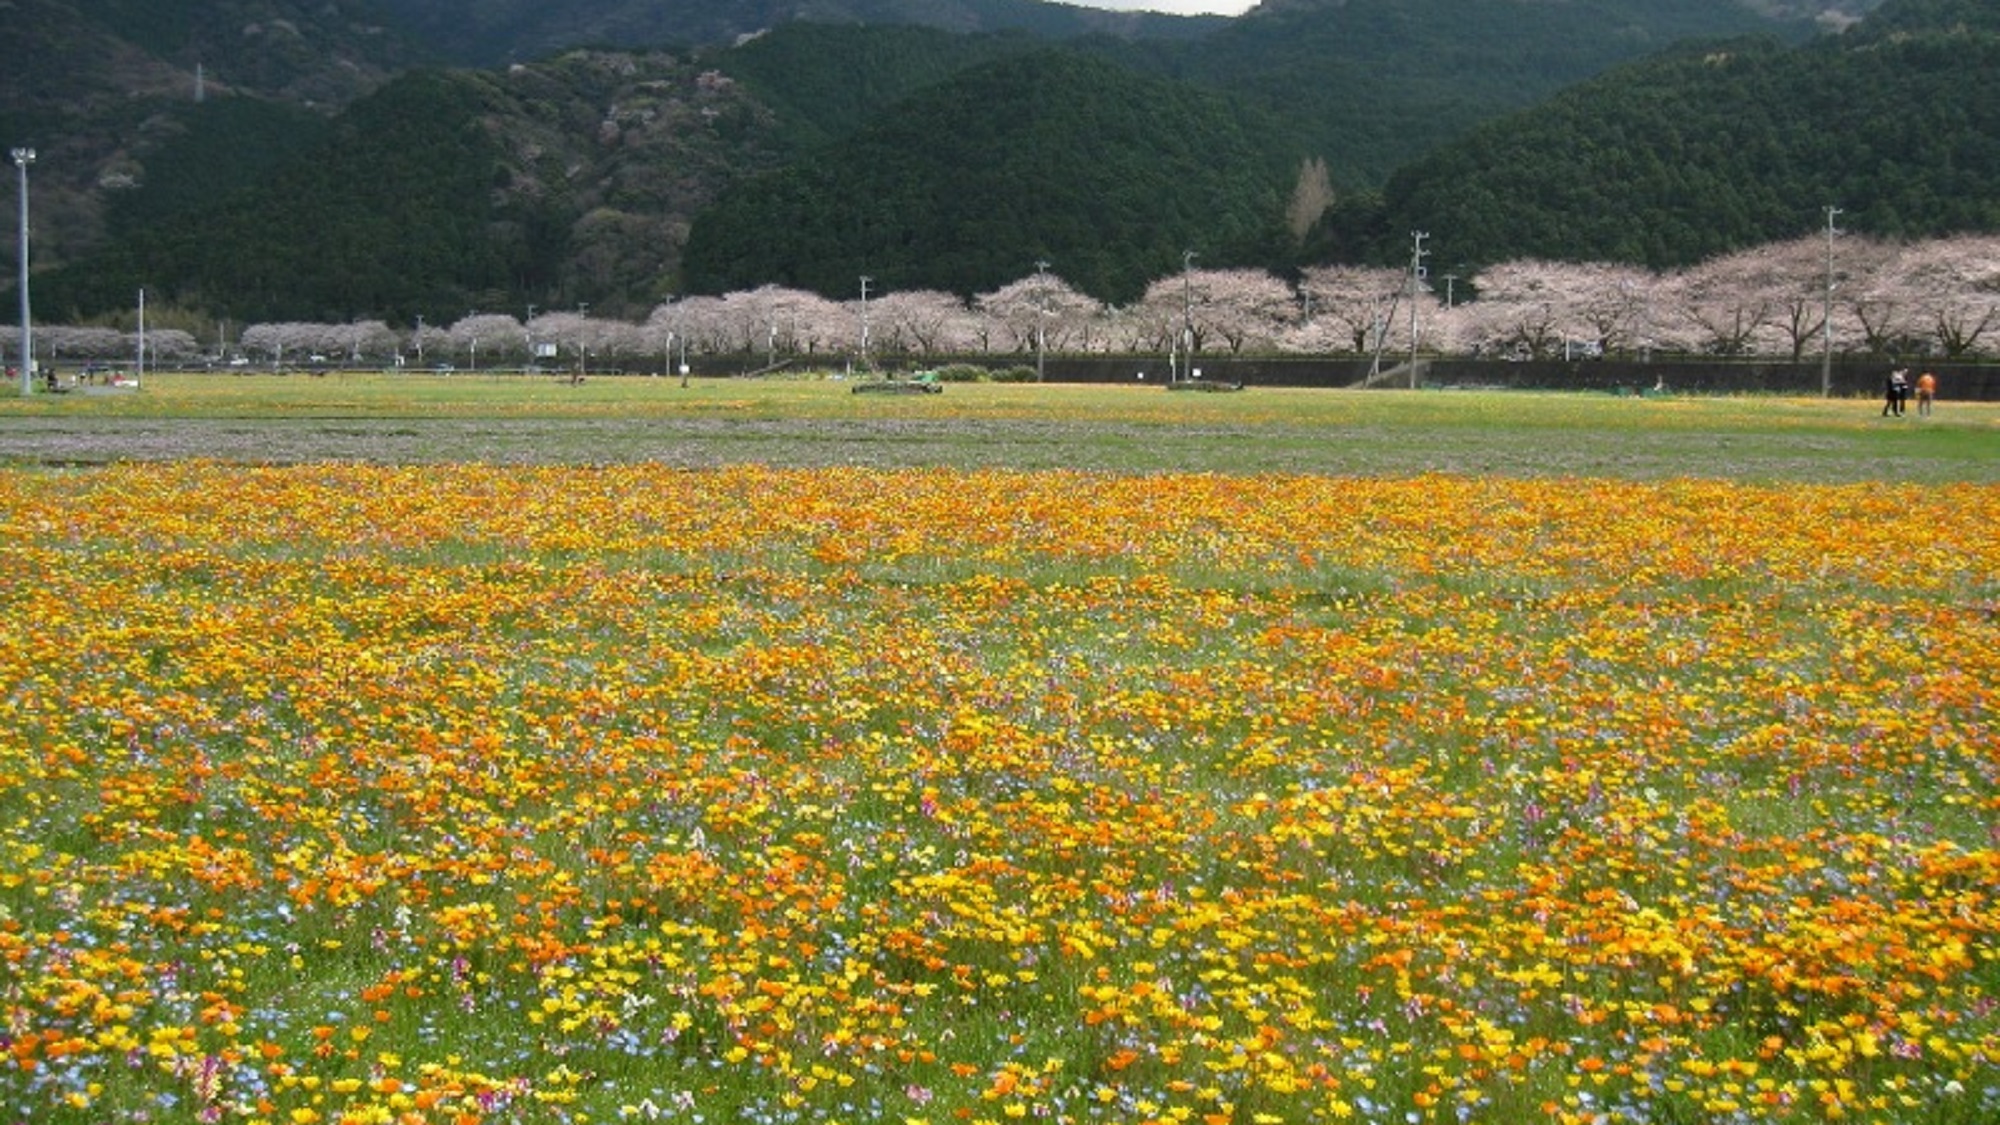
[1180, 249, 1197, 383]
[12, 146, 33, 396]
[858, 275, 872, 371]
[1832, 203, 1840, 396]
[1408, 231, 1429, 389]
[1034, 259, 1050, 383]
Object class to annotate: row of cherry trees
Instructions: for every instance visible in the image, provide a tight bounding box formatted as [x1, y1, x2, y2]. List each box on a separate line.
[19, 233, 1997, 368]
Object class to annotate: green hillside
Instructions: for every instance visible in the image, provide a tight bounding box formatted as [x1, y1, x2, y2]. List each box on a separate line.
[681, 50, 1291, 303]
[36, 72, 546, 324]
[367, 0, 1221, 67]
[1158, 0, 1803, 190]
[1370, 6, 2000, 268]
[20, 0, 1988, 328]
[714, 23, 1048, 151]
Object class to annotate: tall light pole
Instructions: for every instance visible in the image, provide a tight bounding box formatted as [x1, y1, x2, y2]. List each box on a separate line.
[1408, 231, 1429, 388]
[12, 147, 34, 395]
[1821, 204, 1841, 398]
[675, 297, 689, 387]
[858, 275, 872, 371]
[1180, 249, 1197, 383]
[1034, 259, 1050, 383]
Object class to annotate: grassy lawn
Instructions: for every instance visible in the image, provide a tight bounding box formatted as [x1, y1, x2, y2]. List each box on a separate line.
[2, 372, 1996, 480]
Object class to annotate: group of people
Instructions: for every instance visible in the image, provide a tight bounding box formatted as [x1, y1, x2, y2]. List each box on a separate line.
[1883, 368, 1937, 417]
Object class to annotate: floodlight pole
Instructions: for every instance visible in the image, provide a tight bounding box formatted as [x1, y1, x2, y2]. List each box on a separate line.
[1408, 231, 1429, 388]
[1180, 249, 1196, 383]
[13, 147, 33, 395]
[858, 275, 872, 371]
[1034, 259, 1050, 383]
[1821, 204, 1841, 398]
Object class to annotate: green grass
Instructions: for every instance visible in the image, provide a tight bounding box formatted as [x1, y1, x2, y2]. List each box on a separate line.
[3, 372, 1995, 481]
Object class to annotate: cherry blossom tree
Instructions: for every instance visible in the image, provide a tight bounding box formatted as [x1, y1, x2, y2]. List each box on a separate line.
[664, 296, 734, 356]
[239, 322, 322, 365]
[975, 272, 1103, 355]
[1824, 235, 1918, 356]
[1563, 263, 1657, 357]
[1457, 261, 1571, 358]
[145, 329, 199, 363]
[38, 326, 126, 362]
[325, 320, 398, 364]
[869, 289, 970, 356]
[526, 313, 638, 373]
[1298, 265, 1406, 353]
[1184, 268, 1296, 354]
[418, 322, 457, 363]
[1131, 267, 1276, 358]
[526, 311, 590, 370]
[1890, 235, 2000, 358]
[1715, 234, 1838, 360]
[1662, 249, 1778, 356]
[447, 314, 525, 370]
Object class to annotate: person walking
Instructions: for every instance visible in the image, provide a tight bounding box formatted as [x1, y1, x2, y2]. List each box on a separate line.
[1883, 368, 1909, 416]
[1916, 370, 1937, 417]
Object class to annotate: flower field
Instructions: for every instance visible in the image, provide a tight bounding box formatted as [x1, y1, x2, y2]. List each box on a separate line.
[1, 462, 1996, 1125]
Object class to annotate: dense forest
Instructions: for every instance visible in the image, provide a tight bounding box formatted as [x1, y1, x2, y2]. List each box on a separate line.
[16, 0, 1996, 330]
[1367, 24, 2000, 268]
[367, 0, 1221, 67]
[37, 73, 552, 324]
[1136, 0, 1800, 190]
[683, 51, 1292, 304]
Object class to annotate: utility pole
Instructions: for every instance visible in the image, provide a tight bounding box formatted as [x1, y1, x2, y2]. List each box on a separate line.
[13, 147, 33, 395]
[1408, 231, 1429, 388]
[1821, 204, 1841, 398]
[1034, 259, 1050, 383]
[1180, 249, 1197, 383]
[137, 288, 146, 386]
[858, 276, 872, 371]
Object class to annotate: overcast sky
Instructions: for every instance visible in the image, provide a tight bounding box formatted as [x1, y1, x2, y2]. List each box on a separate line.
[1067, 0, 1259, 14]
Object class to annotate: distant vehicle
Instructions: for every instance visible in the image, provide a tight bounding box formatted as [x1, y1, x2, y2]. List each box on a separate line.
[851, 370, 943, 395]
[309, 354, 328, 363]
[434, 363, 455, 374]
[228, 357, 250, 367]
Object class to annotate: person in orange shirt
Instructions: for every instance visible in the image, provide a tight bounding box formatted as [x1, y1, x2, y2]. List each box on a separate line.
[1915, 370, 1937, 416]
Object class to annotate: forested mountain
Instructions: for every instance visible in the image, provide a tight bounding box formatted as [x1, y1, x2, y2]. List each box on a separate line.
[1146, 0, 1806, 190]
[0, 0, 424, 265]
[1369, 0, 2000, 268]
[19, 0, 1981, 329]
[683, 50, 1291, 303]
[368, 0, 1221, 66]
[34, 51, 805, 323]
[713, 24, 1051, 152]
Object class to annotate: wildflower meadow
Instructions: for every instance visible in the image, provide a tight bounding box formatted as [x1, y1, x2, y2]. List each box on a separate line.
[2, 449, 1997, 1124]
